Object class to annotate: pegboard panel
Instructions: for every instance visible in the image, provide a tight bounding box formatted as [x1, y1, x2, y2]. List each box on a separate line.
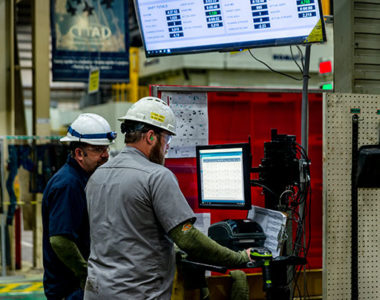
[323, 93, 380, 299]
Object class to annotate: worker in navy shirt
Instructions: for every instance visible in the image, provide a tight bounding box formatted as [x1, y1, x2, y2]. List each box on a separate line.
[42, 113, 116, 300]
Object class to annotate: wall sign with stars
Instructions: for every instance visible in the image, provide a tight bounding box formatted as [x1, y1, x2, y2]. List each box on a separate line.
[162, 92, 209, 158]
[51, 0, 129, 82]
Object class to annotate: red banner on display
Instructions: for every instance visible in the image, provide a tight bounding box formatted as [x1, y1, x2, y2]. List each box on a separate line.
[160, 89, 323, 269]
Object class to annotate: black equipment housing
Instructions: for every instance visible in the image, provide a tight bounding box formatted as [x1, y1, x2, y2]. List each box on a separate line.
[208, 219, 266, 251]
[356, 145, 380, 188]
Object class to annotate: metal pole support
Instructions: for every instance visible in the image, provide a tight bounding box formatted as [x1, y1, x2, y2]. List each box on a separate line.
[301, 44, 311, 154]
[351, 114, 359, 300]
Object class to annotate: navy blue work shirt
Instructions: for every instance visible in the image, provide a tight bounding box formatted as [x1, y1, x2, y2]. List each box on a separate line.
[42, 155, 90, 299]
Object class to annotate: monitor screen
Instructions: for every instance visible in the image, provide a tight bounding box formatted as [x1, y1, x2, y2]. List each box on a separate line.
[134, 0, 326, 57]
[196, 143, 251, 209]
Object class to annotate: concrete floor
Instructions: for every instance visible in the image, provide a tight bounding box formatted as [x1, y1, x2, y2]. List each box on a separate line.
[0, 230, 45, 299]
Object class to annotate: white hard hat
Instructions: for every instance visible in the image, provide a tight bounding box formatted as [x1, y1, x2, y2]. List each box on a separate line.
[60, 113, 117, 145]
[118, 96, 176, 135]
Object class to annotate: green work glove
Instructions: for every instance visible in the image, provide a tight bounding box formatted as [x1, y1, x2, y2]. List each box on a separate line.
[50, 235, 88, 289]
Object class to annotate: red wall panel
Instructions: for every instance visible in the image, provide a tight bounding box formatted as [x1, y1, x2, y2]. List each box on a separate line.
[163, 90, 322, 269]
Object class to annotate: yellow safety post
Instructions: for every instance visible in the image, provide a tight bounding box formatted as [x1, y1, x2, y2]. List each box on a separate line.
[138, 86, 150, 99]
[111, 47, 139, 102]
[127, 47, 139, 102]
[122, 83, 128, 102]
[117, 83, 122, 102]
[321, 0, 330, 16]
[113, 83, 121, 102]
[112, 84, 116, 102]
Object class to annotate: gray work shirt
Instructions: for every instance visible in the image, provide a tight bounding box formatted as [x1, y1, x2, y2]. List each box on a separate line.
[84, 146, 195, 300]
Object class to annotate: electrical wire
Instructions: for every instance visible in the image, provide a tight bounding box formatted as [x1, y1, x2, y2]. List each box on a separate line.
[279, 189, 294, 206]
[295, 142, 312, 258]
[306, 181, 312, 256]
[296, 45, 305, 70]
[290, 45, 303, 74]
[291, 264, 311, 300]
[251, 181, 278, 197]
[253, 138, 312, 299]
[291, 265, 302, 298]
[289, 142, 312, 299]
[248, 49, 303, 81]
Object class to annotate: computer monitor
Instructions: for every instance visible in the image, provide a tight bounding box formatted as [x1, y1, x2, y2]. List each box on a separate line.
[196, 143, 251, 209]
[134, 0, 326, 57]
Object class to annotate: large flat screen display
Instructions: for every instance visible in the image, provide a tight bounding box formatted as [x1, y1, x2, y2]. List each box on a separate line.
[196, 143, 251, 210]
[135, 0, 326, 57]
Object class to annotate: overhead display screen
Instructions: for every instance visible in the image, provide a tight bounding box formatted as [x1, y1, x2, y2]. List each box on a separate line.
[135, 0, 326, 57]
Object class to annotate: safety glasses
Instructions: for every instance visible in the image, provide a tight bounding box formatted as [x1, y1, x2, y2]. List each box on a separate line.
[86, 145, 110, 154]
[160, 133, 172, 145]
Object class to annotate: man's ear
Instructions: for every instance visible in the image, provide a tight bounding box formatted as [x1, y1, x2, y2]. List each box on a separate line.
[75, 147, 87, 160]
[147, 130, 155, 145]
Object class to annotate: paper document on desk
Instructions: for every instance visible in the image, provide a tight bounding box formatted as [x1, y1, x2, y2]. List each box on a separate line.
[194, 213, 211, 236]
[247, 206, 287, 258]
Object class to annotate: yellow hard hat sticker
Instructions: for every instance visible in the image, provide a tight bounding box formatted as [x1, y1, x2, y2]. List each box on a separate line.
[150, 112, 165, 123]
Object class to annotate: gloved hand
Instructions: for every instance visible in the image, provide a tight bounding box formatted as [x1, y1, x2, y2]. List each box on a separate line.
[230, 270, 249, 300]
[50, 235, 88, 290]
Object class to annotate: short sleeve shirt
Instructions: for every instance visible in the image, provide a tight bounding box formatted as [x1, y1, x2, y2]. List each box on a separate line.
[84, 146, 196, 300]
[42, 156, 90, 299]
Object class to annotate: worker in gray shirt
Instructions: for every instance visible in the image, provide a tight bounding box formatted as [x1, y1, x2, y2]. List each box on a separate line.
[84, 97, 252, 300]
